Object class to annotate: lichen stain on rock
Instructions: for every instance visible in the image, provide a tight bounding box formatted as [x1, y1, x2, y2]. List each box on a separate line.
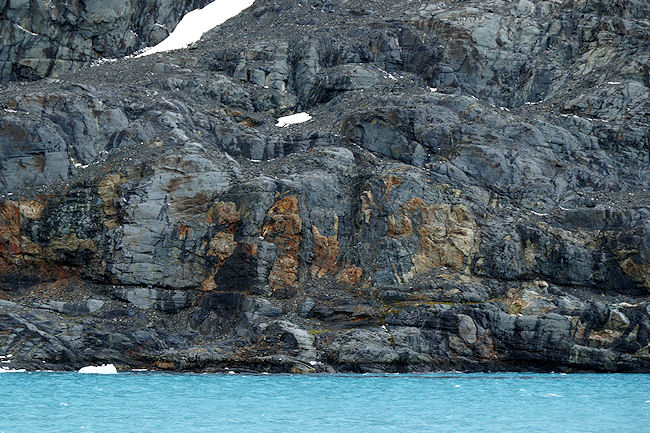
[0, 201, 24, 257]
[382, 175, 402, 200]
[207, 201, 239, 226]
[206, 232, 237, 262]
[0, 201, 43, 261]
[0, 200, 82, 280]
[389, 198, 478, 281]
[200, 201, 241, 291]
[176, 221, 191, 240]
[48, 233, 98, 254]
[336, 266, 363, 286]
[360, 190, 374, 224]
[310, 216, 340, 279]
[261, 195, 302, 290]
[18, 199, 46, 220]
[619, 256, 649, 289]
[97, 173, 127, 228]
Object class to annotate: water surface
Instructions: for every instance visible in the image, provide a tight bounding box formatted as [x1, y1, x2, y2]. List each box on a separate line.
[1, 372, 648, 432]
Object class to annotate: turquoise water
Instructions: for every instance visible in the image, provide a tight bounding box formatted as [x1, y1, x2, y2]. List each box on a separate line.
[1, 372, 648, 432]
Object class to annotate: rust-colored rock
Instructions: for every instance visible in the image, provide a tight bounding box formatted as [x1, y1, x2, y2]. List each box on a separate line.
[336, 266, 363, 285]
[360, 190, 374, 224]
[262, 195, 302, 291]
[311, 222, 340, 279]
[207, 201, 239, 226]
[388, 198, 478, 281]
[206, 232, 237, 262]
[97, 173, 127, 229]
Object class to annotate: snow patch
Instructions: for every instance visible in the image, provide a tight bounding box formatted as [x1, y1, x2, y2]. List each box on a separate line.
[138, 0, 256, 57]
[16, 24, 39, 37]
[91, 58, 118, 67]
[78, 364, 118, 374]
[0, 367, 26, 373]
[275, 112, 312, 127]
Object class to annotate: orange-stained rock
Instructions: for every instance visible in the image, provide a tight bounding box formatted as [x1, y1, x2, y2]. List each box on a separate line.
[387, 198, 478, 281]
[154, 360, 177, 370]
[18, 199, 46, 220]
[382, 175, 402, 200]
[200, 275, 217, 291]
[619, 256, 650, 289]
[206, 232, 237, 262]
[336, 266, 363, 285]
[0, 201, 43, 260]
[261, 195, 302, 291]
[97, 173, 127, 228]
[177, 221, 190, 240]
[0, 201, 22, 257]
[0, 201, 82, 281]
[311, 224, 340, 279]
[360, 190, 374, 224]
[207, 201, 239, 226]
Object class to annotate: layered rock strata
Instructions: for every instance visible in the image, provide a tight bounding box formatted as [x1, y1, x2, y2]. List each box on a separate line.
[0, 0, 648, 373]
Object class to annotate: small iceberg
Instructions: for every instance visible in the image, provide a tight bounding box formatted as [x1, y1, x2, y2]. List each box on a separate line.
[275, 112, 312, 127]
[78, 364, 118, 374]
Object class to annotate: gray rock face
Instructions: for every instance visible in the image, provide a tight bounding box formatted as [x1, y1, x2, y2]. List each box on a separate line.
[38, 299, 105, 315]
[0, 0, 211, 82]
[113, 288, 191, 313]
[0, 0, 648, 373]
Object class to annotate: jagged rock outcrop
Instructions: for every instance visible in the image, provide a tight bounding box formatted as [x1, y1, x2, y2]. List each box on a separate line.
[0, 0, 210, 82]
[0, 0, 648, 373]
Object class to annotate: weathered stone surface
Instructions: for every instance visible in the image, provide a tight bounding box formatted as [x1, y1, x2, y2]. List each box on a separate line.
[0, 0, 212, 82]
[113, 288, 191, 314]
[0, 0, 647, 373]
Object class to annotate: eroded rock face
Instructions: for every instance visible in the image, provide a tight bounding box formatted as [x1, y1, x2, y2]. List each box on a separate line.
[0, 0, 648, 373]
[0, 0, 210, 82]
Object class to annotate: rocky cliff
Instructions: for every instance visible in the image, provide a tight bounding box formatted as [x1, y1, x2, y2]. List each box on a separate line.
[0, 0, 210, 82]
[0, 0, 648, 373]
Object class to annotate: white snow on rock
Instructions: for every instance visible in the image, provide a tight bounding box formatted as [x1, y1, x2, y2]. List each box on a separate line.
[138, 0, 255, 57]
[0, 367, 27, 373]
[78, 364, 118, 374]
[275, 112, 312, 127]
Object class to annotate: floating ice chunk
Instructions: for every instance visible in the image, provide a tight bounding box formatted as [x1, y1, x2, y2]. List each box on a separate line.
[138, 0, 256, 57]
[275, 112, 312, 127]
[78, 364, 118, 374]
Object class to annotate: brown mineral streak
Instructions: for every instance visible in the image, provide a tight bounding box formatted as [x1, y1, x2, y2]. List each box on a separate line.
[311, 224, 340, 279]
[262, 195, 302, 290]
[200, 202, 241, 291]
[388, 198, 478, 280]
